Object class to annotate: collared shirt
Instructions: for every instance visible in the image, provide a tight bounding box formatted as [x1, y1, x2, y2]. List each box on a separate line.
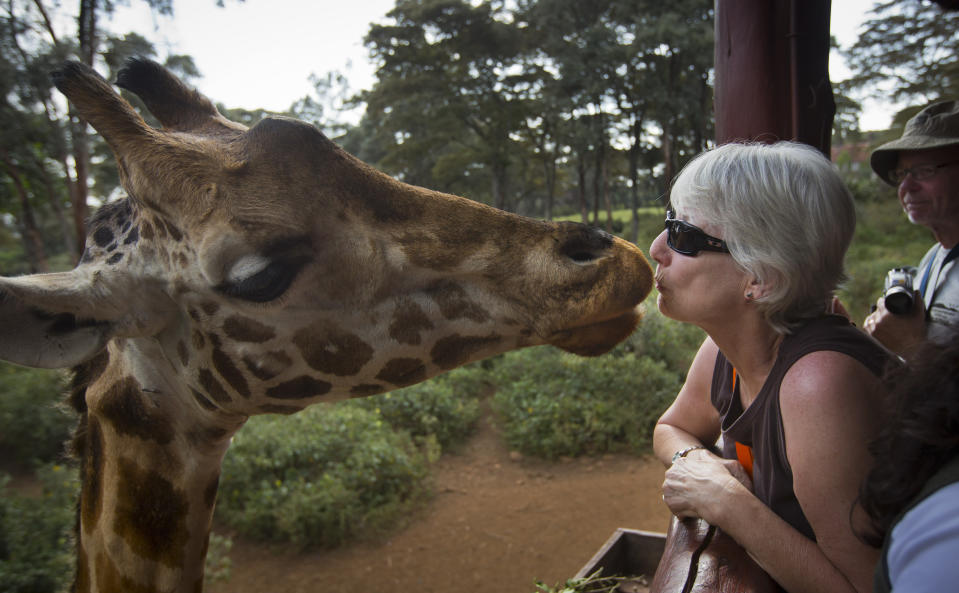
[915, 244, 959, 342]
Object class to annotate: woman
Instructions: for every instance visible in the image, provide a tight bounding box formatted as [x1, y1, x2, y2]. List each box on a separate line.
[651, 141, 892, 593]
[859, 339, 959, 593]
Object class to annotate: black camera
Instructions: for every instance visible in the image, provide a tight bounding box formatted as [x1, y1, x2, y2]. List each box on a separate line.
[883, 267, 917, 315]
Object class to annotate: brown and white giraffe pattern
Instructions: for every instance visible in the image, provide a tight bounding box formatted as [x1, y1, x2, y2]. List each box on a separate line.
[0, 59, 653, 593]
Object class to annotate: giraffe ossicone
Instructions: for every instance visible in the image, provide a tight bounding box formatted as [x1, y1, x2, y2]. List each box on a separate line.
[0, 58, 652, 592]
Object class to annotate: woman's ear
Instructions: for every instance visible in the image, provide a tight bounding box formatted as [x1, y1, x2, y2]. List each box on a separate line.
[745, 277, 773, 301]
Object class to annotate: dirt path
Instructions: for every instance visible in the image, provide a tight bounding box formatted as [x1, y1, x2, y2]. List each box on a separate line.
[209, 405, 673, 593]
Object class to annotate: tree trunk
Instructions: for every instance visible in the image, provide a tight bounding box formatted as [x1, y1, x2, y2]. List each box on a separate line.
[577, 156, 589, 224]
[68, 0, 98, 258]
[1, 151, 49, 273]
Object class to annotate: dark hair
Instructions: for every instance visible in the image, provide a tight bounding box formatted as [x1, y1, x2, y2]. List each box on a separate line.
[858, 338, 959, 546]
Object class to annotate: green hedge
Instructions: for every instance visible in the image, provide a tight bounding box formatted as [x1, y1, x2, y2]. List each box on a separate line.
[489, 347, 680, 459]
[0, 364, 73, 469]
[348, 364, 487, 452]
[0, 465, 77, 593]
[217, 404, 429, 548]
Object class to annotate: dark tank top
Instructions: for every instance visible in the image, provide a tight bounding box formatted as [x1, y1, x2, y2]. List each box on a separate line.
[710, 315, 892, 541]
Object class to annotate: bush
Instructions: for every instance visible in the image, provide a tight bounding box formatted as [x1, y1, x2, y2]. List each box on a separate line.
[348, 365, 486, 452]
[217, 405, 429, 548]
[0, 364, 73, 469]
[618, 305, 706, 375]
[489, 347, 680, 459]
[0, 464, 78, 593]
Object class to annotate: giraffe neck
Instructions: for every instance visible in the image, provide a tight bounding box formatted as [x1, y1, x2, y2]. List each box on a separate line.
[71, 346, 246, 593]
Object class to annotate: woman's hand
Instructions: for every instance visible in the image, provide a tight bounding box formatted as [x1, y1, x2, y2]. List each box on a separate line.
[662, 449, 753, 525]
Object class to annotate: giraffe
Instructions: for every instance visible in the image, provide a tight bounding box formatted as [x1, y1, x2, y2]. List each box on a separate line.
[0, 58, 652, 593]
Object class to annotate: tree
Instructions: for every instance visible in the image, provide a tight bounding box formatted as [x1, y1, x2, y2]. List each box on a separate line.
[842, 1, 959, 113]
[361, 0, 528, 209]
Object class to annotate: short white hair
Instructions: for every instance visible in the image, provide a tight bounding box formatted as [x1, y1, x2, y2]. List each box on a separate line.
[670, 141, 856, 334]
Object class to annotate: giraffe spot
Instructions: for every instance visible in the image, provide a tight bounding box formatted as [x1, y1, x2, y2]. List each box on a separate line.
[211, 340, 251, 398]
[204, 474, 220, 510]
[192, 329, 206, 351]
[198, 369, 232, 403]
[188, 308, 202, 322]
[350, 383, 385, 397]
[163, 220, 183, 241]
[223, 315, 276, 343]
[75, 546, 90, 592]
[426, 280, 490, 323]
[190, 387, 218, 411]
[431, 333, 503, 370]
[243, 351, 292, 381]
[266, 376, 332, 399]
[177, 340, 189, 367]
[397, 232, 474, 270]
[106, 252, 124, 265]
[124, 226, 139, 245]
[94, 551, 161, 593]
[140, 221, 155, 241]
[294, 322, 374, 377]
[98, 376, 175, 445]
[114, 457, 189, 569]
[201, 302, 220, 317]
[81, 418, 104, 533]
[389, 298, 434, 345]
[376, 358, 427, 387]
[93, 226, 115, 248]
[259, 403, 303, 415]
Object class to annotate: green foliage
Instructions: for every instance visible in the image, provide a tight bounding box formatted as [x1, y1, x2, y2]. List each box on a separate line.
[348, 365, 487, 451]
[0, 464, 78, 593]
[841, 1, 959, 106]
[489, 346, 680, 459]
[217, 405, 429, 548]
[0, 363, 73, 469]
[620, 304, 706, 375]
[533, 569, 640, 593]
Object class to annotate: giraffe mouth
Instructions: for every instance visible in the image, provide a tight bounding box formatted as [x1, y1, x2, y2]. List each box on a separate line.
[545, 307, 642, 357]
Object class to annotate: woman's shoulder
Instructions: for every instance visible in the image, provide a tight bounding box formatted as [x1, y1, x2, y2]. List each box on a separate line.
[783, 315, 893, 376]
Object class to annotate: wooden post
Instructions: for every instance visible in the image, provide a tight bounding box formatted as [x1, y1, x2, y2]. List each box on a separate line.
[714, 0, 834, 157]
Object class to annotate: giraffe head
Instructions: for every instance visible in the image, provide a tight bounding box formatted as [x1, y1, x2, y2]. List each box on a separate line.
[0, 59, 651, 592]
[1, 58, 651, 412]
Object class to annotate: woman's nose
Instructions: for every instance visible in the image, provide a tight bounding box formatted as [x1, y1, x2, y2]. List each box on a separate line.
[650, 229, 669, 265]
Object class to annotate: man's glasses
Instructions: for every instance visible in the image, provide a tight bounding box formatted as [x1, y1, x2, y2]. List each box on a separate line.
[665, 211, 730, 256]
[887, 159, 959, 185]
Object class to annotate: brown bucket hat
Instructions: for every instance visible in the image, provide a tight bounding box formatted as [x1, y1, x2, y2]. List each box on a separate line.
[870, 99, 959, 186]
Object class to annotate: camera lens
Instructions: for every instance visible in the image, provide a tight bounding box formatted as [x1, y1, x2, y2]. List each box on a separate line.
[884, 289, 913, 315]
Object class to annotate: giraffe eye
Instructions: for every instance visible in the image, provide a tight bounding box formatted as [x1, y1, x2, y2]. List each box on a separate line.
[218, 256, 309, 303]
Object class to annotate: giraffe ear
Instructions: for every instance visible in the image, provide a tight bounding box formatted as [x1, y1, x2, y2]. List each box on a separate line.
[0, 267, 178, 369]
[0, 273, 116, 368]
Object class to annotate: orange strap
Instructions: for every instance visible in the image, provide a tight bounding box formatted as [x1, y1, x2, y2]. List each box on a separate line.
[731, 368, 754, 479]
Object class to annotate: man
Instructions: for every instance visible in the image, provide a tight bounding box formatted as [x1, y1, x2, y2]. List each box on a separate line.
[864, 100, 959, 356]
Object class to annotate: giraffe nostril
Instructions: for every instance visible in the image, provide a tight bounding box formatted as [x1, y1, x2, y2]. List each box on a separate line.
[559, 226, 612, 264]
[566, 250, 600, 264]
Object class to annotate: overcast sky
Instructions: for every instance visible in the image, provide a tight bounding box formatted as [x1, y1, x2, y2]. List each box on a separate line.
[92, 0, 893, 129]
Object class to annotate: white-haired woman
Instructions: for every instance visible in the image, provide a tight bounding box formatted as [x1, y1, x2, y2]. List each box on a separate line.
[651, 141, 892, 593]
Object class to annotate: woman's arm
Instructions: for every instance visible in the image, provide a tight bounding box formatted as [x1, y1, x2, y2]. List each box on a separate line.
[663, 350, 882, 593]
[753, 350, 880, 593]
[652, 337, 723, 466]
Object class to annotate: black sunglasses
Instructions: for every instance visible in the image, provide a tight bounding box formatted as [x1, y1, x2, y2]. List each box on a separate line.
[665, 211, 730, 256]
